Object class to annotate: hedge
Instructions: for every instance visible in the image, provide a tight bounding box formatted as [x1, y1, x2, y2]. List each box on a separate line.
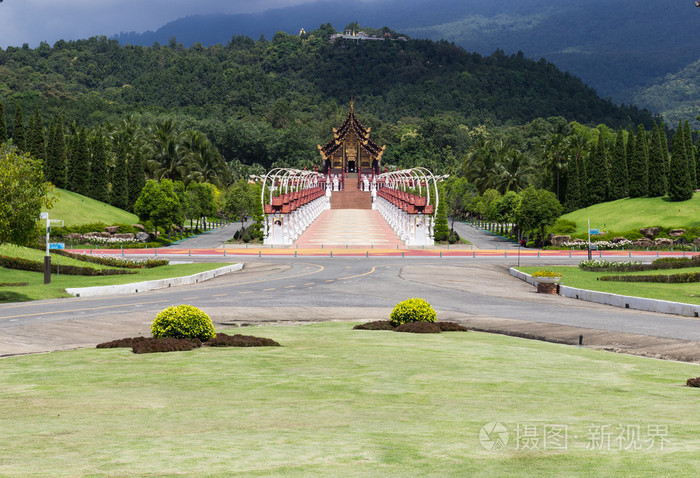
[0, 254, 135, 276]
[581, 255, 700, 273]
[599, 272, 700, 283]
[49, 249, 169, 269]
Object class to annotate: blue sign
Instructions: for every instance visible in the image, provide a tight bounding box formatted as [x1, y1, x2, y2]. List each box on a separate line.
[49, 243, 65, 250]
[589, 229, 599, 235]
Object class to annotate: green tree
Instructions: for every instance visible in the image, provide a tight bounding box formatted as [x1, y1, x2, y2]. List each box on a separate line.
[89, 131, 109, 202]
[628, 124, 649, 197]
[683, 120, 697, 189]
[434, 184, 449, 242]
[111, 147, 129, 210]
[563, 134, 587, 211]
[443, 176, 476, 230]
[647, 123, 667, 197]
[0, 102, 6, 145]
[224, 179, 257, 226]
[27, 109, 46, 169]
[12, 105, 26, 151]
[608, 129, 628, 200]
[585, 134, 608, 206]
[492, 190, 521, 227]
[186, 182, 218, 231]
[541, 133, 567, 202]
[47, 117, 66, 188]
[134, 179, 181, 238]
[128, 152, 146, 211]
[668, 121, 693, 201]
[68, 128, 90, 196]
[514, 187, 563, 246]
[0, 145, 53, 245]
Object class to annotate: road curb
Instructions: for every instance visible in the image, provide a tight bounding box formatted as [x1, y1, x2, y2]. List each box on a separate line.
[510, 268, 700, 318]
[66, 264, 244, 298]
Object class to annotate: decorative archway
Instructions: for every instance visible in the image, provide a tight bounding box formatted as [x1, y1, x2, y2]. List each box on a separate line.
[374, 167, 442, 246]
[261, 168, 328, 245]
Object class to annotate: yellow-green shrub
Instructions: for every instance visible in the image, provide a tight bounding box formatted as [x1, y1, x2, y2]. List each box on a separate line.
[151, 305, 216, 340]
[389, 298, 436, 326]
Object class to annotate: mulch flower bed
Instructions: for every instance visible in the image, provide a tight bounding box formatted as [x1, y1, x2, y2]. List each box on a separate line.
[205, 333, 280, 347]
[687, 377, 700, 387]
[96, 333, 280, 354]
[353, 320, 395, 330]
[394, 322, 442, 334]
[353, 321, 468, 334]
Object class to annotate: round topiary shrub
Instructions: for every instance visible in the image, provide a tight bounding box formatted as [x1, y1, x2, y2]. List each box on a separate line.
[151, 304, 216, 341]
[389, 298, 436, 326]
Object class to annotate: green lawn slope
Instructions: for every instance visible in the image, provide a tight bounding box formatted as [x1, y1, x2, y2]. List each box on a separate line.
[42, 188, 138, 227]
[1, 322, 700, 476]
[561, 192, 700, 235]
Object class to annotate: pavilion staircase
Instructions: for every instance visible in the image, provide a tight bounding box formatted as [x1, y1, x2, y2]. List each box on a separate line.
[330, 173, 372, 209]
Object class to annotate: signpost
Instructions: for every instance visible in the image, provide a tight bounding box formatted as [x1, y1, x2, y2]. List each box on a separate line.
[40, 213, 63, 285]
[587, 218, 592, 261]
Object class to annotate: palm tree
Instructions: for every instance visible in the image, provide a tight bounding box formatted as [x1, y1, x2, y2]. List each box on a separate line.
[541, 133, 568, 202]
[145, 119, 188, 182]
[494, 147, 535, 193]
[462, 138, 506, 193]
[181, 130, 229, 187]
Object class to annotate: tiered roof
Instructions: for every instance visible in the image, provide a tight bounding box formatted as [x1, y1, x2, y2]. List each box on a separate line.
[317, 102, 385, 161]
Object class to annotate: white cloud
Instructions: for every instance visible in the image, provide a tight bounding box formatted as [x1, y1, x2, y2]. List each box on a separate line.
[0, 0, 319, 48]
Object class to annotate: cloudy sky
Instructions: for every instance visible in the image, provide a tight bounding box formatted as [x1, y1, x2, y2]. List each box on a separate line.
[0, 0, 333, 48]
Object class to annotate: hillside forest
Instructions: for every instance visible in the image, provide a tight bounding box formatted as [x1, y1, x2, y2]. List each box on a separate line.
[1, 24, 698, 243]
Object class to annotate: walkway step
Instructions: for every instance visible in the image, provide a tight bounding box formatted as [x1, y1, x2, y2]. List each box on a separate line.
[295, 209, 403, 248]
[330, 189, 372, 209]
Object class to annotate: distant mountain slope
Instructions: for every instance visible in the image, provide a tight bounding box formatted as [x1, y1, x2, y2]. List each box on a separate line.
[632, 58, 700, 126]
[112, 0, 700, 107]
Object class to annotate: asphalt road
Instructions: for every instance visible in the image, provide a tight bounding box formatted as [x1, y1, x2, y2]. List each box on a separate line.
[451, 221, 519, 249]
[172, 222, 243, 249]
[3, 255, 700, 356]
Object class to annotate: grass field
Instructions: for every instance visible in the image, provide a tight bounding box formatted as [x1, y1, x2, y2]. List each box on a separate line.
[517, 266, 700, 305]
[0, 244, 228, 301]
[560, 192, 700, 235]
[0, 322, 699, 476]
[42, 188, 138, 227]
[0, 244, 115, 269]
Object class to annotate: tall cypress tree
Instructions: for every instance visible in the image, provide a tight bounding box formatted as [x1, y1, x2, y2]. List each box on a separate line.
[68, 128, 91, 195]
[608, 128, 628, 200]
[628, 125, 649, 197]
[12, 105, 26, 151]
[586, 134, 608, 206]
[89, 132, 109, 202]
[51, 117, 67, 189]
[111, 144, 129, 210]
[0, 102, 7, 145]
[27, 109, 46, 168]
[647, 123, 667, 197]
[683, 120, 697, 189]
[128, 152, 146, 211]
[659, 123, 670, 188]
[668, 121, 693, 201]
[46, 118, 57, 183]
[564, 152, 581, 212]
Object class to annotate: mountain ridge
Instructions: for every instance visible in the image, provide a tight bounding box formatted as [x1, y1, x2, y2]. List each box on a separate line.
[111, 0, 700, 113]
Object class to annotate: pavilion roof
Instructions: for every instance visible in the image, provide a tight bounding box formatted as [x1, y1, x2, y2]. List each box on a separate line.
[317, 102, 385, 160]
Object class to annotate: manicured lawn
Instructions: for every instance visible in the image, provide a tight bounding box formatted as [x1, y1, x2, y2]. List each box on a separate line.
[517, 266, 700, 305]
[0, 244, 114, 269]
[1, 322, 699, 476]
[561, 192, 700, 235]
[42, 188, 139, 227]
[0, 263, 229, 301]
